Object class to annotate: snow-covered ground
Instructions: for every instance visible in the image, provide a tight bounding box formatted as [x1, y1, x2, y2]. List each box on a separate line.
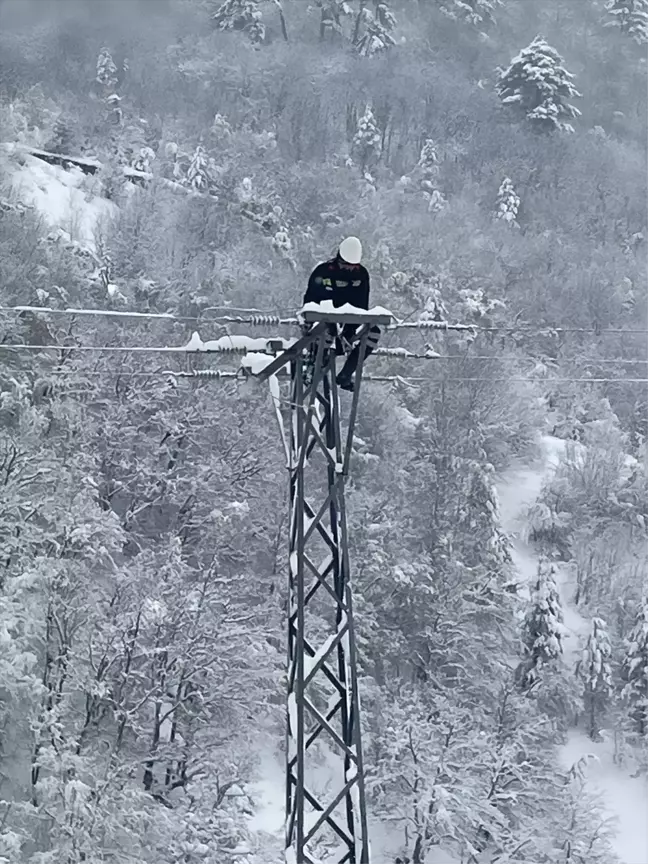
[559, 729, 648, 864]
[2, 145, 116, 251]
[248, 737, 408, 864]
[498, 435, 648, 864]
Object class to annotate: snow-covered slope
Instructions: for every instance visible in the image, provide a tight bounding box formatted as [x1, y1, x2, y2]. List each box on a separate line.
[2, 145, 116, 251]
[498, 436, 648, 864]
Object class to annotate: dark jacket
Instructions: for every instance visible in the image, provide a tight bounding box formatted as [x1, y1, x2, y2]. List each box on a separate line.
[304, 256, 370, 310]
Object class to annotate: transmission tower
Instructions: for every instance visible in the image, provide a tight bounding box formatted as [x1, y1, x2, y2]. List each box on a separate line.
[257, 308, 390, 864]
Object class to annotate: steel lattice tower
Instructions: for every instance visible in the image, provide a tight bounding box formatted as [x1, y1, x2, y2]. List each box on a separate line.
[258, 310, 390, 864]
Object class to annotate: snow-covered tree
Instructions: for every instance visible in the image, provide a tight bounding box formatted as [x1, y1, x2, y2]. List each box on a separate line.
[95, 46, 118, 94]
[272, 224, 296, 269]
[622, 598, 648, 735]
[389, 268, 447, 321]
[211, 112, 233, 140]
[46, 115, 74, 154]
[132, 145, 156, 174]
[235, 176, 284, 234]
[495, 176, 520, 224]
[407, 138, 446, 211]
[552, 755, 618, 864]
[212, 0, 265, 43]
[356, 1, 397, 56]
[517, 560, 564, 689]
[576, 617, 613, 740]
[497, 36, 582, 132]
[604, 0, 648, 44]
[458, 455, 511, 573]
[351, 104, 382, 173]
[187, 144, 211, 191]
[440, 0, 501, 27]
[418, 138, 439, 175]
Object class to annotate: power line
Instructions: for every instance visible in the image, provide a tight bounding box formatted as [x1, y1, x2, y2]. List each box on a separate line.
[0, 342, 242, 354]
[3, 305, 645, 336]
[364, 376, 648, 384]
[0, 305, 294, 324]
[2, 342, 646, 366]
[0, 307, 309, 329]
[18, 368, 648, 386]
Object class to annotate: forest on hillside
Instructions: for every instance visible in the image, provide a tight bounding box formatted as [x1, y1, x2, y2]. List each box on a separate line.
[0, 0, 646, 862]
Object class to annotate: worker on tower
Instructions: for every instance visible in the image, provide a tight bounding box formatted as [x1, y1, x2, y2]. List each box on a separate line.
[303, 236, 381, 392]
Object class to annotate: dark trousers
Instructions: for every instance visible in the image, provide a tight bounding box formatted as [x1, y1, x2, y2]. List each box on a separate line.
[337, 324, 380, 380]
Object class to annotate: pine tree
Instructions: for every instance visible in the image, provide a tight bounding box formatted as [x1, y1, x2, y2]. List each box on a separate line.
[621, 598, 648, 735]
[46, 115, 74, 155]
[441, 0, 501, 27]
[495, 176, 520, 224]
[418, 138, 439, 175]
[604, 0, 648, 45]
[212, 0, 265, 44]
[576, 617, 613, 740]
[351, 104, 382, 173]
[517, 560, 564, 689]
[415, 138, 446, 211]
[497, 36, 582, 133]
[187, 144, 210, 191]
[96, 47, 118, 97]
[356, 1, 397, 56]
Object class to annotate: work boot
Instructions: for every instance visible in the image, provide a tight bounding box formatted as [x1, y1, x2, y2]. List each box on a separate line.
[336, 373, 354, 392]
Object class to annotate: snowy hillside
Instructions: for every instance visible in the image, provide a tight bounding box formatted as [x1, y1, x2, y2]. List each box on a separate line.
[1, 3, 645, 864]
[1, 144, 116, 251]
[499, 437, 648, 864]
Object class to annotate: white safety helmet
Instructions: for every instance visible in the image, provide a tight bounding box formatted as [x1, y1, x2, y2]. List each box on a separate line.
[339, 236, 362, 264]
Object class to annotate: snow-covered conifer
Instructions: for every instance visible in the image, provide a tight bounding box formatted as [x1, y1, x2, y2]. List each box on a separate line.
[518, 560, 564, 689]
[272, 225, 296, 270]
[418, 138, 439, 175]
[106, 92, 123, 126]
[351, 105, 382, 173]
[414, 139, 446, 211]
[426, 188, 446, 212]
[459, 456, 511, 573]
[497, 36, 582, 132]
[187, 144, 211, 191]
[96, 47, 118, 94]
[576, 617, 613, 739]
[605, 0, 648, 44]
[441, 0, 501, 27]
[212, 0, 265, 43]
[47, 115, 74, 154]
[356, 1, 397, 56]
[622, 598, 648, 735]
[495, 176, 520, 224]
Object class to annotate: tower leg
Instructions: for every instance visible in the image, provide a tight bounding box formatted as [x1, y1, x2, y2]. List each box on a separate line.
[284, 331, 369, 864]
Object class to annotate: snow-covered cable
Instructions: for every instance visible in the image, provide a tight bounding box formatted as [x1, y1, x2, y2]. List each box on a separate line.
[0, 305, 295, 324]
[2, 305, 646, 335]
